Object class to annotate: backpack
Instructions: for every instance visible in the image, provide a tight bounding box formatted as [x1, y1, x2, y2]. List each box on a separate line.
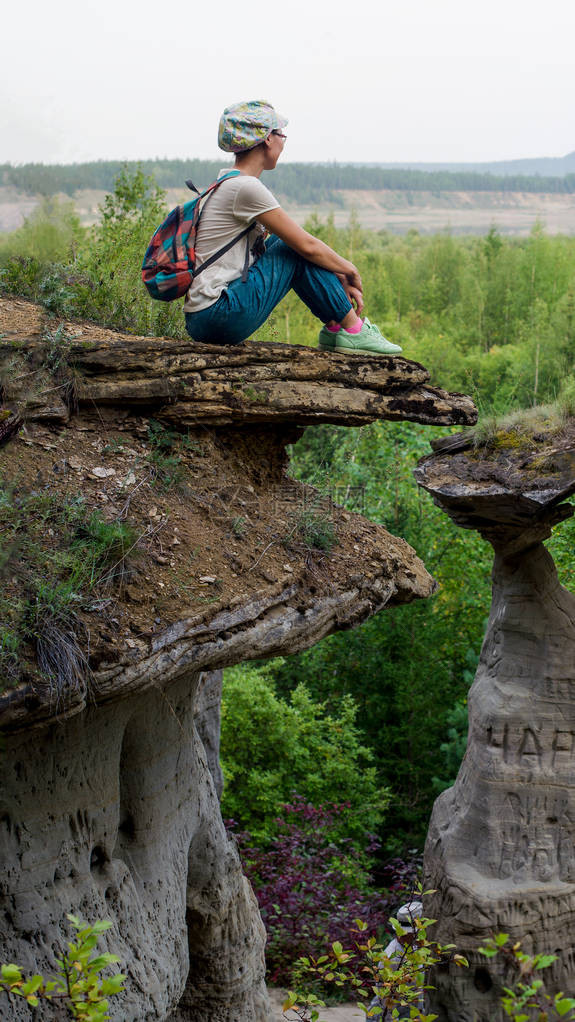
[141, 171, 253, 302]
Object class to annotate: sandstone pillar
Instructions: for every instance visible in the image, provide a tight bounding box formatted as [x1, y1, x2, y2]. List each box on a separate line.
[416, 428, 575, 1020]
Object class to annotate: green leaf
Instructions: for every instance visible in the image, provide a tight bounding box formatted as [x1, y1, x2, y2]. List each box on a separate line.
[22, 975, 44, 994]
[91, 920, 112, 935]
[1, 963, 22, 983]
[535, 954, 558, 969]
[99, 974, 125, 995]
[88, 953, 119, 970]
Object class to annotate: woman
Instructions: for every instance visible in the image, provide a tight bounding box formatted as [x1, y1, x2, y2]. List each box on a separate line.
[184, 100, 402, 356]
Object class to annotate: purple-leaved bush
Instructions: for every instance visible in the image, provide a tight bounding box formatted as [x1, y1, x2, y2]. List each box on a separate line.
[377, 851, 423, 899]
[228, 798, 390, 986]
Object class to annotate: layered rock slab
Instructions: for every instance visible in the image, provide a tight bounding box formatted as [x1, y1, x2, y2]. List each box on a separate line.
[415, 425, 575, 1021]
[0, 297, 477, 429]
[0, 298, 475, 1021]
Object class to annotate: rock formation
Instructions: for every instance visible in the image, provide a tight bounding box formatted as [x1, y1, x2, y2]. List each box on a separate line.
[0, 297, 476, 1021]
[416, 423, 575, 1021]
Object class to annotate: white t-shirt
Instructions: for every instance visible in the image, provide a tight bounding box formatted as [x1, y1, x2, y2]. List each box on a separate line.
[183, 170, 280, 313]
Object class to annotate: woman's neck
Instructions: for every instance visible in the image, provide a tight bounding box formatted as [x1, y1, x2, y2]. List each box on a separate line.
[233, 149, 266, 177]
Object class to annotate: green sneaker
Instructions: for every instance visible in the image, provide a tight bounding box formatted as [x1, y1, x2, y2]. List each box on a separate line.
[318, 325, 338, 351]
[335, 318, 402, 356]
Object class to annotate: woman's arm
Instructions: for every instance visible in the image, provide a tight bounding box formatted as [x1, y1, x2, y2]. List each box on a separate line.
[257, 207, 362, 293]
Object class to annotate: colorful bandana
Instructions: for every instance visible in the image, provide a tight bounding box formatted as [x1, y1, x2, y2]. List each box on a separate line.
[218, 100, 288, 153]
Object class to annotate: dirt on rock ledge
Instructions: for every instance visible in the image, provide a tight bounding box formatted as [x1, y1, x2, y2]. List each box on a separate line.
[0, 406, 431, 725]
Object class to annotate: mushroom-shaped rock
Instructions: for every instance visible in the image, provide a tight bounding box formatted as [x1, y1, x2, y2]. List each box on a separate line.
[415, 422, 575, 1021]
[0, 298, 475, 1021]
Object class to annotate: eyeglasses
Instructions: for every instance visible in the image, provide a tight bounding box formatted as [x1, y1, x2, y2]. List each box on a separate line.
[272, 131, 287, 141]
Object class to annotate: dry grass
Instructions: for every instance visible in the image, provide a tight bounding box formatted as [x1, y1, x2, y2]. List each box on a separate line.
[471, 390, 575, 450]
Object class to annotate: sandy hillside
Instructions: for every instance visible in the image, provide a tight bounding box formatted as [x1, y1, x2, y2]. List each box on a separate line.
[2, 185, 575, 236]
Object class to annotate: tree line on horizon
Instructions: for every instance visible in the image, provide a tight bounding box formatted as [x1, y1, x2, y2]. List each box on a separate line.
[2, 158, 575, 205]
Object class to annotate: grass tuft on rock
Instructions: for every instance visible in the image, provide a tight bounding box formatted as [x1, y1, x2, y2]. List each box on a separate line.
[471, 396, 575, 451]
[0, 481, 137, 695]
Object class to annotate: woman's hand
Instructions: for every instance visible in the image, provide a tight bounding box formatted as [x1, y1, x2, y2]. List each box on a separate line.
[337, 272, 364, 315]
[346, 285, 364, 315]
[343, 264, 363, 293]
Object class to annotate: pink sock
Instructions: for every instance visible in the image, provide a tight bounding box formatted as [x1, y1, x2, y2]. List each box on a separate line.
[326, 323, 340, 333]
[345, 318, 363, 334]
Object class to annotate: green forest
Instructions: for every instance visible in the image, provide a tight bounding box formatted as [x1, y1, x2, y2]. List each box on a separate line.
[3, 157, 575, 206]
[2, 167, 575, 998]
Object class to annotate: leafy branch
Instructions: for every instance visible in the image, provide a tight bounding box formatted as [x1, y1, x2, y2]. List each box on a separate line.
[283, 896, 468, 1021]
[0, 915, 125, 1021]
[479, 934, 575, 1021]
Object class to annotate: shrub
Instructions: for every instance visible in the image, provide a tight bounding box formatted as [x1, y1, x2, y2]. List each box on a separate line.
[0, 914, 125, 1020]
[0, 166, 186, 339]
[231, 800, 389, 987]
[479, 934, 575, 1021]
[0, 255, 45, 298]
[0, 197, 83, 267]
[221, 662, 389, 849]
[67, 165, 185, 338]
[285, 905, 468, 1022]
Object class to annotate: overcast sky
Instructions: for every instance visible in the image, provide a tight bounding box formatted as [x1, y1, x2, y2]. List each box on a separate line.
[2, 0, 574, 166]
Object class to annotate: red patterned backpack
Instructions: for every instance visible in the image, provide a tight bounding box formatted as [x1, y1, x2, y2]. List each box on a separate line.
[142, 171, 253, 301]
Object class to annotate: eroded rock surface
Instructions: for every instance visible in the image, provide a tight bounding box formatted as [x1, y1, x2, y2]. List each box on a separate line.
[416, 425, 575, 1021]
[0, 298, 475, 1020]
[1, 673, 267, 1021]
[195, 670, 224, 800]
[0, 297, 477, 429]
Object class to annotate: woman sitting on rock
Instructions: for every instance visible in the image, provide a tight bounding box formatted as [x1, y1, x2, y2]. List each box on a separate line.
[183, 100, 402, 355]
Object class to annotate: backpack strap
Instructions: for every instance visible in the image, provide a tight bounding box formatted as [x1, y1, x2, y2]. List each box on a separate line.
[192, 224, 252, 279]
[240, 234, 251, 283]
[186, 169, 240, 195]
[191, 170, 255, 282]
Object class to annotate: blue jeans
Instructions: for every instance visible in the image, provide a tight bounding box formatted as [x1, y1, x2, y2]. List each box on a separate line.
[185, 236, 352, 345]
